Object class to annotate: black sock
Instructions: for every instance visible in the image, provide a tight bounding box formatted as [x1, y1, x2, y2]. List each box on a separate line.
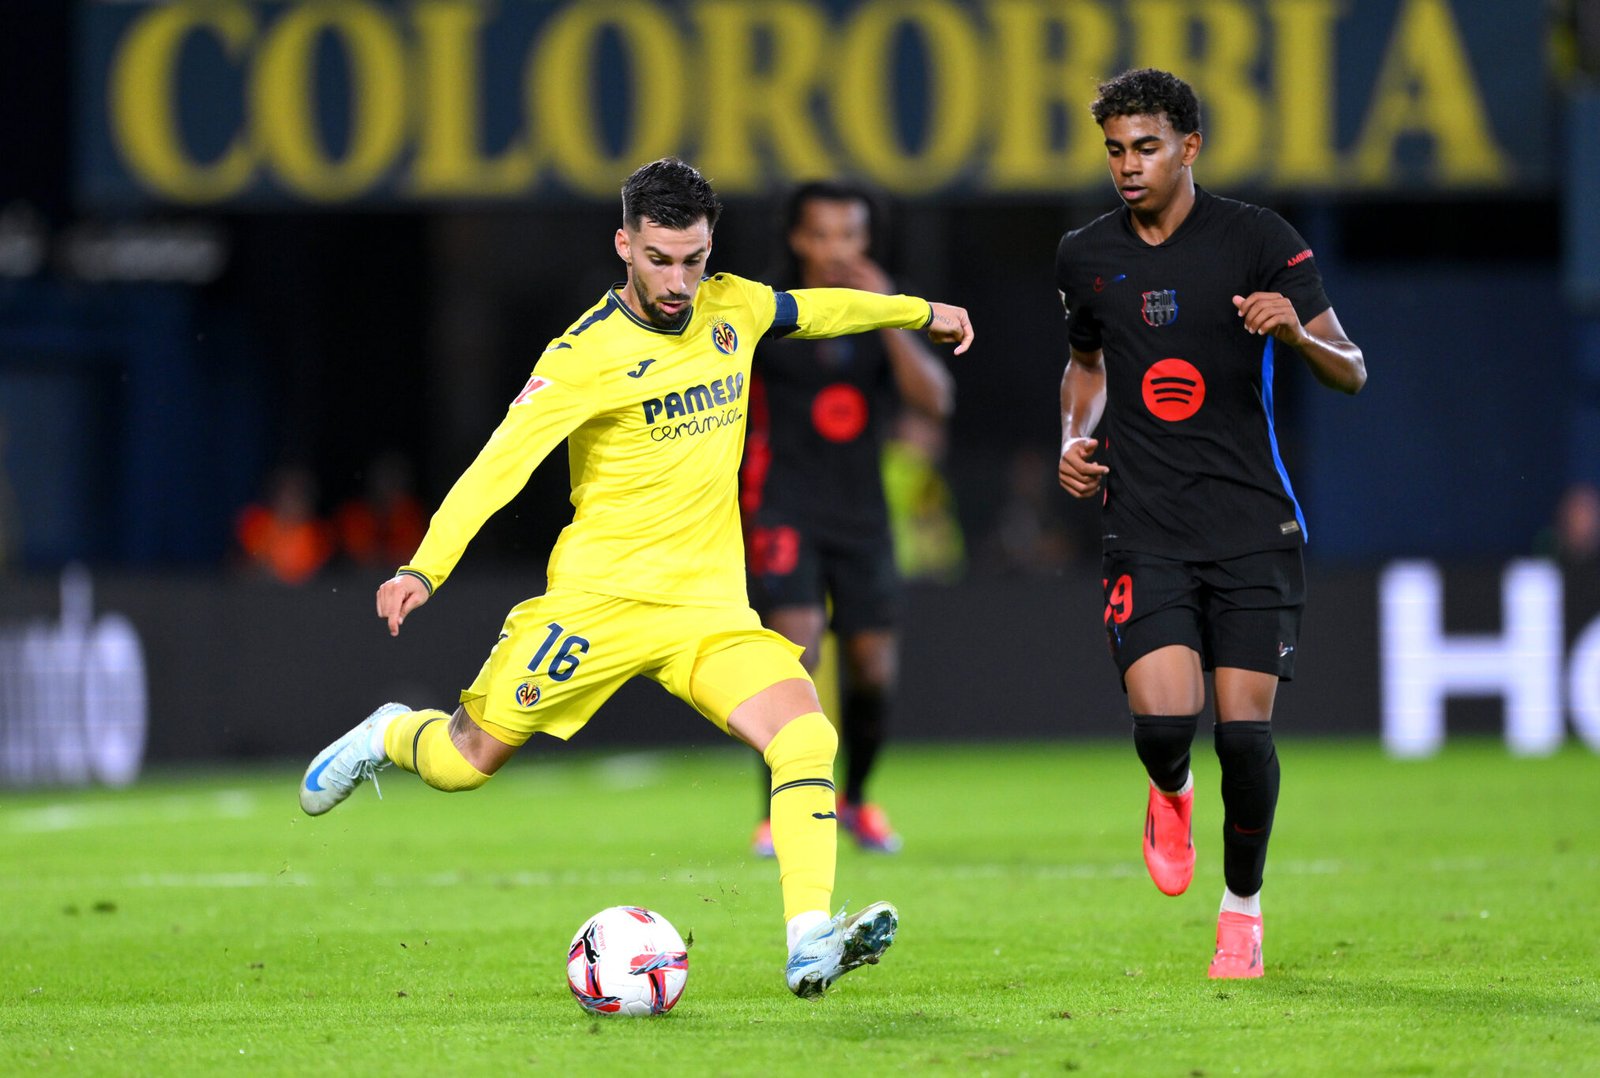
[841, 686, 887, 806]
[1132, 713, 1200, 792]
[1215, 720, 1280, 897]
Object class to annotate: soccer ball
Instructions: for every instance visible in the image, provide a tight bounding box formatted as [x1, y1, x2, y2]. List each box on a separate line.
[566, 906, 689, 1016]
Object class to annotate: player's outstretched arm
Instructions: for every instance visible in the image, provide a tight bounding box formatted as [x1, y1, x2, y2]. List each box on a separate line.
[376, 573, 431, 637]
[839, 257, 956, 416]
[925, 302, 974, 355]
[833, 255, 973, 352]
[784, 287, 973, 357]
[1232, 294, 1365, 394]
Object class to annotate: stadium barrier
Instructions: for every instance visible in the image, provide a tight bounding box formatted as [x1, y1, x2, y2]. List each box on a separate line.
[0, 560, 1595, 774]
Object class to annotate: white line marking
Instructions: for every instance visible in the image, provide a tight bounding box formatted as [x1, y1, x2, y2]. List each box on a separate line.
[3, 790, 257, 833]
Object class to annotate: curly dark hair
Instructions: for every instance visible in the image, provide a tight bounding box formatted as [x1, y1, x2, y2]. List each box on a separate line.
[1089, 68, 1202, 134]
[620, 158, 723, 231]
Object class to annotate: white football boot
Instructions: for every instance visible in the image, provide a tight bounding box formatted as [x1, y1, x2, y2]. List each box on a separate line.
[298, 702, 409, 816]
[785, 901, 898, 998]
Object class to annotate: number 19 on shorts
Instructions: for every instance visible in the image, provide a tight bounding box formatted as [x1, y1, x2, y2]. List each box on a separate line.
[1104, 574, 1133, 626]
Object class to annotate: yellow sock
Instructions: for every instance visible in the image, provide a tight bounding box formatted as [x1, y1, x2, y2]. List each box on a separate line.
[763, 712, 838, 922]
[382, 709, 491, 792]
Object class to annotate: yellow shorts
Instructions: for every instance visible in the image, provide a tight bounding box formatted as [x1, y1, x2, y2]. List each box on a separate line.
[459, 588, 808, 744]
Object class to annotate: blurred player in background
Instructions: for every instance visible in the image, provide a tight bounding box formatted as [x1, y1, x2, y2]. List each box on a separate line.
[880, 408, 966, 584]
[234, 465, 334, 586]
[333, 450, 427, 570]
[742, 182, 954, 857]
[1054, 69, 1365, 978]
[298, 158, 974, 998]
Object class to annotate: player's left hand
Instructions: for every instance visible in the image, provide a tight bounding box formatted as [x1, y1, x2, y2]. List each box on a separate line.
[1232, 292, 1307, 346]
[925, 302, 974, 354]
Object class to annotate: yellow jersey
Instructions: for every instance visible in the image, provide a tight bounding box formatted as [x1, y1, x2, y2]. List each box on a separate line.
[400, 273, 933, 605]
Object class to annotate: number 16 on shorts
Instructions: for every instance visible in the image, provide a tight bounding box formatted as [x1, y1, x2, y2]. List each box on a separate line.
[528, 622, 590, 682]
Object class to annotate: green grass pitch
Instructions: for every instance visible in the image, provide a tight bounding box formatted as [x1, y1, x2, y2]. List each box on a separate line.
[2, 738, 1597, 1074]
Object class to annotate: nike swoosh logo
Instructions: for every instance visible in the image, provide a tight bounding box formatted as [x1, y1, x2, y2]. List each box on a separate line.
[812, 811, 837, 820]
[305, 755, 333, 792]
[626, 359, 656, 378]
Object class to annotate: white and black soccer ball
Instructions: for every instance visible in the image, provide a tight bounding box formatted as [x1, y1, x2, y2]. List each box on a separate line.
[566, 906, 689, 1016]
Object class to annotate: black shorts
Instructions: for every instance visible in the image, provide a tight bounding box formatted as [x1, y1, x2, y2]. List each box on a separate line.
[1100, 547, 1305, 682]
[746, 513, 899, 635]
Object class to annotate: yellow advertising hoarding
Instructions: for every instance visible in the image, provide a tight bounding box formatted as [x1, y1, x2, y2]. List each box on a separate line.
[79, 0, 1543, 206]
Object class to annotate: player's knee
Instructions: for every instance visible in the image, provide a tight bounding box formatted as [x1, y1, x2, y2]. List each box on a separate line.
[846, 667, 895, 702]
[453, 709, 521, 775]
[763, 711, 837, 776]
[844, 633, 897, 689]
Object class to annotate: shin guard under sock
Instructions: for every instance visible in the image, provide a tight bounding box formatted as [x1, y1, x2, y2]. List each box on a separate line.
[383, 709, 491, 792]
[1132, 713, 1200, 793]
[1214, 720, 1280, 896]
[764, 712, 839, 921]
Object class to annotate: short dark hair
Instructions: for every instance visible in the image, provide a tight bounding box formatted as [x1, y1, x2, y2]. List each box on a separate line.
[1090, 68, 1202, 134]
[781, 180, 879, 237]
[776, 180, 886, 283]
[620, 157, 722, 232]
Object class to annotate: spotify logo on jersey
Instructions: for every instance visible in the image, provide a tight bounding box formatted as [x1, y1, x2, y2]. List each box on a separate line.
[1142, 358, 1205, 421]
[812, 383, 869, 442]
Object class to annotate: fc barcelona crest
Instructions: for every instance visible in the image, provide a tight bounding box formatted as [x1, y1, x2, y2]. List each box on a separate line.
[1140, 290, 1178, 327]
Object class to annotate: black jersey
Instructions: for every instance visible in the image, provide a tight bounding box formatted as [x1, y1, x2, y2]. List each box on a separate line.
[1055, 188, 1331, 561]
[742, 325, 896, 537]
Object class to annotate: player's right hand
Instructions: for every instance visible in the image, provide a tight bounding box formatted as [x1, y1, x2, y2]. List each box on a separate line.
[1058, 437, 1109, 498]
[376, 573, 430, 637]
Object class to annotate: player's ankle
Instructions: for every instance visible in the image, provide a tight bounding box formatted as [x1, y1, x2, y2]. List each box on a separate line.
[1220, 887, 1261, 917]
[1155, 771, 1193, 798]
[786, 909, 829, 951]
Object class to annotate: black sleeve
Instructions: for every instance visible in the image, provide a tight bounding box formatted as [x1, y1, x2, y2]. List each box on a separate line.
[1055, 230, 1103, 352]
[1253, 210, 1331, 324]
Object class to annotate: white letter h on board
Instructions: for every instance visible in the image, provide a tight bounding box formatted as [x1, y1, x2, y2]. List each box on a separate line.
[1380, 561, 1564, 757]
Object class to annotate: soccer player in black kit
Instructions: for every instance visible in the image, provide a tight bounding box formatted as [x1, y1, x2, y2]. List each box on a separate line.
[1055, 69, 1366, 977]
[742, 181, 955, 856]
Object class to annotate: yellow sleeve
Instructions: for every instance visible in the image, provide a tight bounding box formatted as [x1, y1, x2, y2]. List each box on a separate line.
[399, 357, 596, 591]
[786, 287, 934, 339]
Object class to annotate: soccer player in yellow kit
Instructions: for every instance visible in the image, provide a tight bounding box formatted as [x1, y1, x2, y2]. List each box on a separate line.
[298, 158, 974, 998]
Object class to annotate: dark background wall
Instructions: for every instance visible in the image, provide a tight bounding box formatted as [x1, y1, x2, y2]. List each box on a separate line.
[2, 1, 1599, 765]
